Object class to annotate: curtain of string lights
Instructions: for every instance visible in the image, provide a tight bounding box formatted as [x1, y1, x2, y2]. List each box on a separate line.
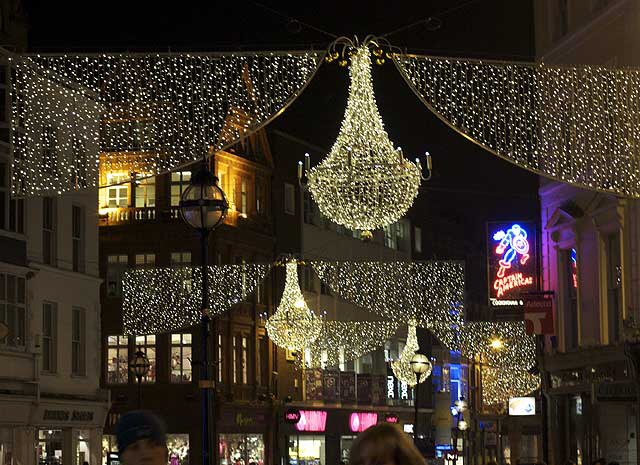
[481, 365, 540, 407]
[310, 260, 465, 335]
[122, 264, 271, 335]
[10, 51, 323, 195]
[307, 42, 422, 234]
[394, 54, 640, 197]
[299, 320, 400, 369]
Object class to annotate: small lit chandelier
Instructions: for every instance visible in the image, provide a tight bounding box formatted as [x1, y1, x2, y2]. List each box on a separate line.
[266, 260, 321, 351]
[391, 321, 432, 387]
[303, 36, 431, 240]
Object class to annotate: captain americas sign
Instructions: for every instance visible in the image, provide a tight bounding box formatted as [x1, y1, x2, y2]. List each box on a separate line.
[487, 221, 538, 308]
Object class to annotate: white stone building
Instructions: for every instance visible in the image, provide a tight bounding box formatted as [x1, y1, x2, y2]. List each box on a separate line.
[0, 51, 109, 465]
[535, 1, 640, 464]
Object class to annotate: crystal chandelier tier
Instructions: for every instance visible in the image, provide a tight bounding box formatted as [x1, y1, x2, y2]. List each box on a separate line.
[306, 38, 425, 237]
[266, 261, 321, 351]
[391, 322, 432, 387]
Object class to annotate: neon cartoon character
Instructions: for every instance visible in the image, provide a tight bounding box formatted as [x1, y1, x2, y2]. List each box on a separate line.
[493, 224, 530, 278]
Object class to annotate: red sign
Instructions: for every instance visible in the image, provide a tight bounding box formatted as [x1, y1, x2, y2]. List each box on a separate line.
[384, 413, 399, 423]
[524, 297, 554, 335]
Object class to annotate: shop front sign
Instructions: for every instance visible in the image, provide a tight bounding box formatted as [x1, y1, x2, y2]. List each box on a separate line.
[597, 381, 637, 402]
[42, 409, 94, 422]
[295, 410, 327, 432]
[284, 408, 301, 424]
[523, 296, 554, 335]
[384, 413, 399, 423]
[349, 412, 378, 432]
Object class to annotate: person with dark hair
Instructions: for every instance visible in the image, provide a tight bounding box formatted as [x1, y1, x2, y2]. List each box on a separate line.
[348, 422, 426, 465]
[116, 411, 168, 465]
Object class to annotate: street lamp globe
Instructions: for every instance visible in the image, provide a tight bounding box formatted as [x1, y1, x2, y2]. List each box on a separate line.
[410, 353, 432, 376]
[130, 346, 151, 379]
[179, 162, 229, 232]
[458, 419, 468, 431]
[455, 397, 468, 412]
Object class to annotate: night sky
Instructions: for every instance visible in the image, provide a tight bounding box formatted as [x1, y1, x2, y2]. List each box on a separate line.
[25, 0, 540, 310]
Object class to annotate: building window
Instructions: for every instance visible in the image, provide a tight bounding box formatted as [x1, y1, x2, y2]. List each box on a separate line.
[171, 251, 192, 293]
[562, 248, 579, 350]
[171, 333, 192, 383]
[256, 278, 267, 305]
[106, 254, 128, 297]
[240, 178, 247, 214]
[72, 205, 85, 273]
[233, 336, 238, 384]
[255, 178, 264, 214]
[414, 226, 422, 253]
[0, 161, 24, 233]
[42, 197, 57, 266]
[0, 273, 26, 347]
[383, 223, 397, 250]
[42, 302, 57, 373]
[72, 138, 88, 188]
[135, 253, 155, 268]
[320, 280, 332, 296]
[242, 336, 248, 384]
[71, 307, 86, 376]
[233, 334, 248, 384]
[303, 266, 315, 293]
[135, 335, 156, 382]
[218, 333, 224, 383]
[167, 435, 190, 465]
[171, 251, 192, 266]
[258, 336, 269, 387]
[41, 125, 58, 175]
[284, 182, 295, 215]
[170, 171, 191, 207]
[39, 430, 64, 465]
[219, 434, 264, 465]
[135, 175, 156, 208]
[606, 233, 622, 344]
[105, 173, 129, 208]
[107, 335, 129, 384]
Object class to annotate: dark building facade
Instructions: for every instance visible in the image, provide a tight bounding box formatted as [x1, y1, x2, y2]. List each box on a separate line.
[98, 132, 278, 465]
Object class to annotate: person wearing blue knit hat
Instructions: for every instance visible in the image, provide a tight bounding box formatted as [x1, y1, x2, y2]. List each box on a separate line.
[116, 411, 168, 465]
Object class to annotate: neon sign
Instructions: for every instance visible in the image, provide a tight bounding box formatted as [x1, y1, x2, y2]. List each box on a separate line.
[571, 248, 577, 288]
[295, 410, 327, 432]
[488, 221, 537, 305]
[349, 412, 378, 432]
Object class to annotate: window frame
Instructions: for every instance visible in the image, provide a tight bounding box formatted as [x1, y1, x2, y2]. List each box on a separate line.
[106, 335, 129, 384]
[71, 307, 86, 376]
[0, 273, 26, 348]
[170, 333, 193, 383]
[134, 334, 156, 383]
[42, 197, 57, 266]
[72, 205, 85, 272]
[42, 302, 57, 373]
[106, 254, 128, 298]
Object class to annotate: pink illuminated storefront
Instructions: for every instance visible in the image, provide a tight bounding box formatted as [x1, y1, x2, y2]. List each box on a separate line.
[281, 409, 406, 465]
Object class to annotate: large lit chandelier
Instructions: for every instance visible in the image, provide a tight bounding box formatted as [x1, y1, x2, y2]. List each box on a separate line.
[266, 261, 321, 351]
[391, 321, 432, 387]
[305, 37, 427, 239]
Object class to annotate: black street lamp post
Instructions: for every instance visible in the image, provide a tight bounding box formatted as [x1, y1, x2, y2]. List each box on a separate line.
[179, 158, 228, 465]
[410, 353, 431, 447]
[130, 346, 151, 409]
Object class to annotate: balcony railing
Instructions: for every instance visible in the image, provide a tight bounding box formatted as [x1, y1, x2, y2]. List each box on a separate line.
[99, 205, 273, 231]
[99, 207, 157, 225]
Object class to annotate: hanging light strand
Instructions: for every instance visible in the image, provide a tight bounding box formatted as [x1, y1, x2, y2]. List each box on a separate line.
[10, 51, 323, 195]
[391, 322, 432, 387]
[122, 263, 271, 335]
[394, 53, 640, 197]
[307, 41, 423, 234]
